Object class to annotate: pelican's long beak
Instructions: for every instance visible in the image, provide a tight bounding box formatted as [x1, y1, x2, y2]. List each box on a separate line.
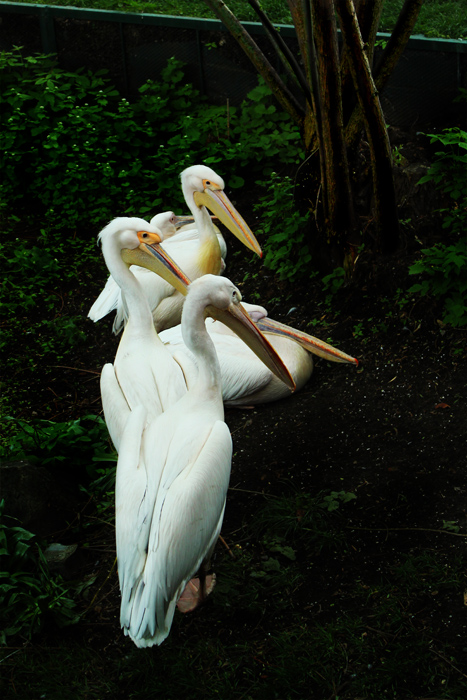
[121, 232, 192, 295]
[207, 302, 296, 392]
[255, 317, 358, 366]
[174, 214, 195, 229]
[193, 186, 262, 257]
[175, 214, 218, 228]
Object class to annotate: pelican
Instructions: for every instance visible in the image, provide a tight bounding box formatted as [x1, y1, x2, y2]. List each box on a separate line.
[151, 210, 195, 239]
[152, 210, 226, 261]
[97, 218, 294, 647]
[160, 302, 358, 406]
[88, 211, 192, 331]
[88, 164, 260, 333]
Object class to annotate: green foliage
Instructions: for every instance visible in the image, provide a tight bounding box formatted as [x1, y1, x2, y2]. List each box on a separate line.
[409, 240, 467, 326]
[0, 414, 116, 481]
[417, 128, 467, 237]
[0, 221, 104, 371]
[0, 500, 81, 643]
[0, 52, 195, 226]
[409, 128, 467, 327]
[320, 490, 357, 512]
[322, 266, 346, 295]
[0, 51, 302, 231]
[253, 173, 314, 281]
[166, 77, 302, 186]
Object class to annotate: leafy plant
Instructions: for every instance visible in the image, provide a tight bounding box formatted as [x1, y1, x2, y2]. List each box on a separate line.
[253, 173, 314, 282]
[0, 500, 81, 643]
[417, 127, 467, 237]
[322, 266, 346, 295]
[0, 50, 302, 233]
[408, 127, 467, 326]
[409, 241, 467, 326]
[0, 415, 116, 482]
[320, 490, 357, 512]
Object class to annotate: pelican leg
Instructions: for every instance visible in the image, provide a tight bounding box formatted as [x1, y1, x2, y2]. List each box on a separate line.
[176, 567, 216, 614]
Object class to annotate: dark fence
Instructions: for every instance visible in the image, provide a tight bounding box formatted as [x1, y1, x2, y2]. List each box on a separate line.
[1, 2, 466, 130]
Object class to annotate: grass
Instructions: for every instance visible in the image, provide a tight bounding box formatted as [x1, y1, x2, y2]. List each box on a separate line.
[5, 0, 467, 39]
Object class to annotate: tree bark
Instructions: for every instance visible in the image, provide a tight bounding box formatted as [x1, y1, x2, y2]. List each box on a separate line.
[310, 0, 356, 257]
[287, 0, 319, 150]
[336, 0, 399, 254]
[340, 0, 384, 117]
[247, 0, 313, 108]
[345, 0, 423, 148]
[374, 0, 424, 87]
[204, 0, 305, 130]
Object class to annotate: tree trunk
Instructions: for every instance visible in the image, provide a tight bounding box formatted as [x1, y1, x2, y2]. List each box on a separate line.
[309, 0, 356, 263]
[287, 0, 319, 151]
[204, 0, 305, 130]
[336, 0, 399, 254]
[345, 0, 423, 148]
[203, 0, 420, 269]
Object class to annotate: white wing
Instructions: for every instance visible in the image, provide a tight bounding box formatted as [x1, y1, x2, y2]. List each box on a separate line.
[112, 329, 187, 423]
[115, 404, 150, 608]
[160, 322, 313, 406]
[100, 363, 130, 452]
[117, 403, 232, 647]
[88, 274, 121, 322]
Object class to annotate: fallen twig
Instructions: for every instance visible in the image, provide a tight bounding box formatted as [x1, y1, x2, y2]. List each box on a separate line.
[50, 365, 101, 375]
[218, 534, 236, 559]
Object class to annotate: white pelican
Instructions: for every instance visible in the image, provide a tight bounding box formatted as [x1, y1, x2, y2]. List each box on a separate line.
[97, 218, 294, 647]
[88, 164, 260, 333]
[160, 302, 358, 406]
[152, 210, 226, 261]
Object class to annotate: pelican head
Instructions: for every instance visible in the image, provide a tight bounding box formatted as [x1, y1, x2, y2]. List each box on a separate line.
[181, 165, 262, 257]
[188, 275, 295, 392]
[98, 217, 191, 294]
[149, 211, 194, 239]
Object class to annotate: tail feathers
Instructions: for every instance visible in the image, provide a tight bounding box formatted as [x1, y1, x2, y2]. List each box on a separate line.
[120, 576, 183, 647]
[88, 275, 121, 322]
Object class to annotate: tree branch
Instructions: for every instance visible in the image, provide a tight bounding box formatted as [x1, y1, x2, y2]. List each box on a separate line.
[336, 0, 399, 254]
[246, 0, 313, 107]
[345, 0, 423, 147]
[374, 0, 424, 88]
[204, 0, 305, 129]
[310, 0, 355, 245]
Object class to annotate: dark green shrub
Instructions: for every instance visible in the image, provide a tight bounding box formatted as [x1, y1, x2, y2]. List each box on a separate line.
[0, 500, 81, 643]
[253, 173, 313, 281]
[1, 50, 302, 230]
[409, 128, 467, 326]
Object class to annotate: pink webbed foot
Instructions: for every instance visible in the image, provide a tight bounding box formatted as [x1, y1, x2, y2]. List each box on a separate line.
[176, 573, 216, 613]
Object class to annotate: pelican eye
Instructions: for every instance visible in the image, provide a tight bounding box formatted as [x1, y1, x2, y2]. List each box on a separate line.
[137, 230, 162, 245]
